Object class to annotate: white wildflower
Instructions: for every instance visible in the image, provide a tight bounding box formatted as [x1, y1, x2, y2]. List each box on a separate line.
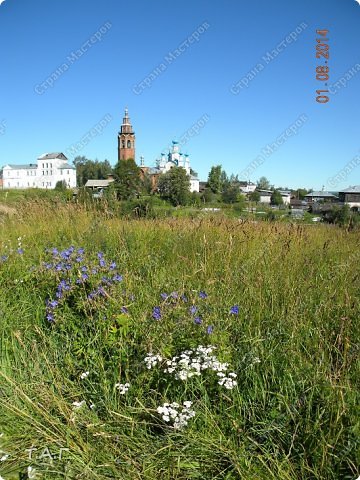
[72, 400, 86, 409]
[115, 382, 130, 395]
[144, 353, 163, 369]
[80, 371, 89, 379]
[0, 454, 9, 461]
[157, 401, 195, 430]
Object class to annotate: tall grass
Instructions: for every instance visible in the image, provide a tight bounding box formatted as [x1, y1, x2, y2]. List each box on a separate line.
[0, 201, 359, 479]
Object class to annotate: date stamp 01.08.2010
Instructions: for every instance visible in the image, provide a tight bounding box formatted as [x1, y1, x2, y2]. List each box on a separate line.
[315, 29, 330, 104]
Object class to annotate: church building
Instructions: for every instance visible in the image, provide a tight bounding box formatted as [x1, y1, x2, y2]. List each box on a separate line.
[117, 108, 199, 193]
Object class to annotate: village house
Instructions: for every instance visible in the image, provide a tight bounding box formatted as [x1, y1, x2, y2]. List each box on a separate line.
[2, 153, 76, 189]
[304, 190, 337, 203]
[338, 185, 360, 210]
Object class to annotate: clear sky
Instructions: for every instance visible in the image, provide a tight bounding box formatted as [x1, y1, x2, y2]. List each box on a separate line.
[1, 0, 360, 190]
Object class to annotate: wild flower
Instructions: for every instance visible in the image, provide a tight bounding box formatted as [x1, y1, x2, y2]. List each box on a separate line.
[72, 400, 86, 409]
[189, 305, 197, 315]
[157, 401, 195, 429]
[144, 353, 162, 369]
[217, 372, 238, 389]
[115, 382, 130, 394]
[0, 454, 9, 461]
[120, 306, 128, 314]
[80, 371, 89, 380]
[160, 293, 168, 300]
[199, 291, 208, 299]
[152, 306, 161, 320]
[206, 325, 214, 334]
[230, 305, 239, 315]
[17, 248, 24, 255]
[194, 316, 202, 325]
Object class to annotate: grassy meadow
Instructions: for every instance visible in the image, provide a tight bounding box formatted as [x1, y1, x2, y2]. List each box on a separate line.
[0, 197, 359, 479]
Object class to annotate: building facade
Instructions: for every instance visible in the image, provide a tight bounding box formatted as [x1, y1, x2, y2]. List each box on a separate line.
[338, 186, 360, 209]
[2, 153, 76, 189]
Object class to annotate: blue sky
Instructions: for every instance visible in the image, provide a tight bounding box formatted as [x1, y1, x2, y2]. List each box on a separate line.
[1, 0, 360, 190]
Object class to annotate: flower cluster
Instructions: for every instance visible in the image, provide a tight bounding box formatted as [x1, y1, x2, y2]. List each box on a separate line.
[144, 353, 163, 369]
[157, 401, 195, 430]
[115, 382, 130, 395]
[42, 246, 124, 322]
[145, 345, 238, 389]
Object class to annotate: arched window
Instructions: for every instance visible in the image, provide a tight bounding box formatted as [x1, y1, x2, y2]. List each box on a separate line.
[127, 140, 131, 148]
[122, 140, 125, 148]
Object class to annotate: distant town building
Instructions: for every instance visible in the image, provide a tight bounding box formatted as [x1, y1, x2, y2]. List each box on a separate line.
[338, 185, 360, 210]
[304, 190, 337, 203]
[238, 181, 256, 194]
[2, 153, 76, 189]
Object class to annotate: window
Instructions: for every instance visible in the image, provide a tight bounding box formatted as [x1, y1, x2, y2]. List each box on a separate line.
[50, 163, 52, 168]
[46, 163, 48, 168]
[67, 170, 69, 174]
[8, 171, 10, 176]
[43, 171, 45, 175]
[60, 170, 63, 175]
[27, 171, 29, 176]
[17, 171, 19, 176]
[127, 140, 131, 148]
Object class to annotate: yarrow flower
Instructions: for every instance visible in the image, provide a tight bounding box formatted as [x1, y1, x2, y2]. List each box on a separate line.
[72, 400, 86, 409]
[157, 401, 195, 430]
[115, 382, 130, 395]
[217, 372, 238, 389]
[144, 353, 163, 369]
[80, 371, 89, 379]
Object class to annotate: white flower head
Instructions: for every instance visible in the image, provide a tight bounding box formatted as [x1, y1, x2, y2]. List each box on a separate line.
[72, 400, 86, 409]
[115, 382, 130, 395]
[80, 371, 89, 379]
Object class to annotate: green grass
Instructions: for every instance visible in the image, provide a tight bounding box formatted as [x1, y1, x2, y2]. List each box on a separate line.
[0, 199, 359, 479]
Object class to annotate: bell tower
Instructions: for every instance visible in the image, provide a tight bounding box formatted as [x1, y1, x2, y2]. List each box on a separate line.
[118, 108, 135, 162]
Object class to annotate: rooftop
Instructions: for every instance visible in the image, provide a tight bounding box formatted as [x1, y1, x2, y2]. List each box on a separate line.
[339, 185, 360, 193]
[305, 191, 336, 198]
[38, 152, 67, 160]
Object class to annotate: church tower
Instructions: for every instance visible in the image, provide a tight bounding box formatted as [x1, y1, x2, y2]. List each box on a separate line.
[118, 108, 136, 162]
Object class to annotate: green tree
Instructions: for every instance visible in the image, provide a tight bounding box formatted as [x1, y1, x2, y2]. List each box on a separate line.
[293, 188, 308, 200]
[249, 190, 260, 203]
[207, 165, 223, 193]
[74, 156, 113, 187]
[222, 183, 240, 204]
[257, 176, 271, 190]
[270, 190, 283, 206]
[113, 158, 141, 200]
[54, 180, 67, 191]
[157, 167, 190, 206]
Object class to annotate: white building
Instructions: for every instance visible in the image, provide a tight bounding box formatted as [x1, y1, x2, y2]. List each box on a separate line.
[156, 141, 199, 192]
[2, 153, 76, 189]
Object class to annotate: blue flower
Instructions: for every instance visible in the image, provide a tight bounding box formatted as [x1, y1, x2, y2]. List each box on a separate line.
[170, 291, 178, 298]
[160, 293, 168, 300]
[121, 306, 128, 314]
[46, 312, 55, 322]
[181, 295, 188, 302]
[113, 274, 123, 282]
[52, 248, 59, 256]
[82, 273, 89, 281]
[189, 305, 197, 315]
[199, 291, 208, 299]
[230, 305, 239, 315]
[109, 262, 117, 270]
[99, 259, 106, 267]
[206, 325, 214, 334]
[47, 300, 58, 309]
[0, 255, 8, 262]
[81, 266, 88, 272]
[77, 248, 85, 254]
[194, 316, 202, 325]
[17, 248, 24, 255]
[152, 306, 161, 320]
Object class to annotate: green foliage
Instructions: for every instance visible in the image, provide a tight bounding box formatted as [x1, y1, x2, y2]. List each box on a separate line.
[249, 190, 260, 203]
[113, 158, 142, 200]
[0, 202, 359, 480]
[207, 165, 223, 193]
[54, 180, 67, 191]
[270, 190, 284, 206]
[257, 176, 271, 190]
[157, 166, 190, 206]
[74, 156, 113, 187]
